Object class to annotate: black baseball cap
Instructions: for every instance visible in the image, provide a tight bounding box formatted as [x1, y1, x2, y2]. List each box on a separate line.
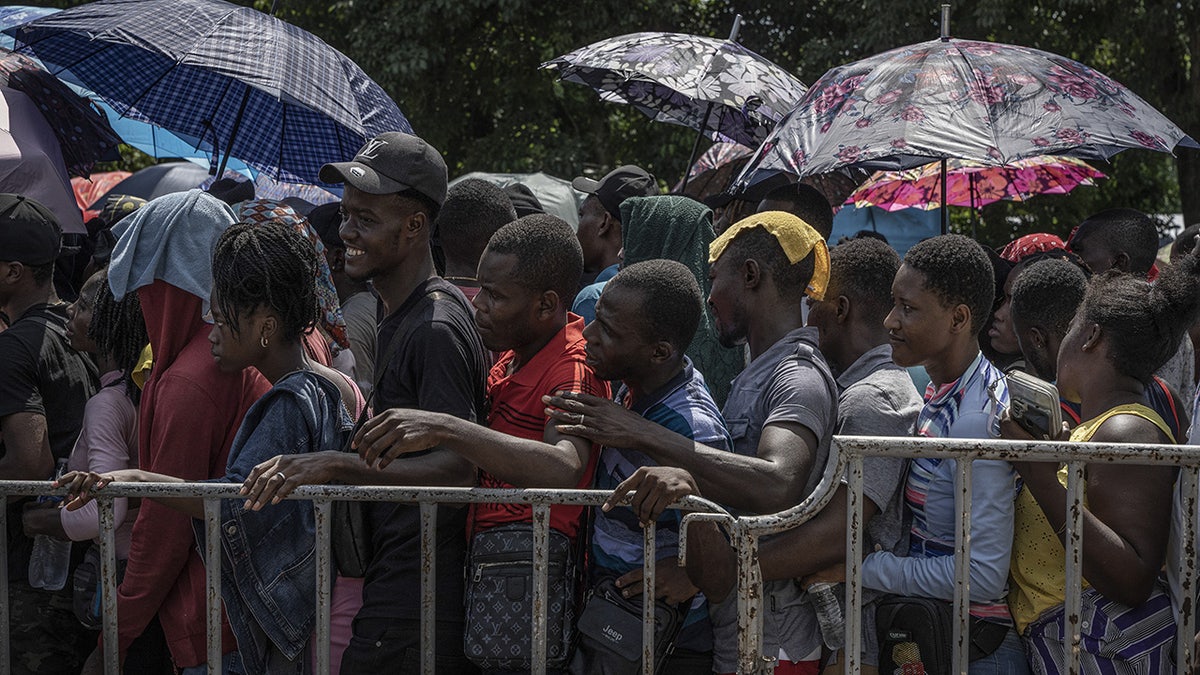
[307, 202, 344, 250]
[320, 132, 449, 207]
[0, 194, 61, 265]
[572, 165, 657, 220]
[503, 183, 544, 218]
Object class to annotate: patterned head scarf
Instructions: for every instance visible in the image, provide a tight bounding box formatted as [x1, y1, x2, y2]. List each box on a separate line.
[99, 194, 147, 228]
[999, 232, 1066, 263]
[708, 210, 830, 300]
[236, 199, 349, 349]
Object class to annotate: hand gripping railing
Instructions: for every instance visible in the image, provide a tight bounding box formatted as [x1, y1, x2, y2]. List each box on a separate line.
[835, 436, 1200, 675]
[682, 435, 1200, 674]
[0, 483, 728, 675]
[680, 437, 846, 674]
[5, 435, 1199, 674]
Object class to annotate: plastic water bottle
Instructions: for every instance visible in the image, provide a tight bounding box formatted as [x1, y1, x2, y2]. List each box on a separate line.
[28, 461, 71, 591]
[808, 582, 845, 650]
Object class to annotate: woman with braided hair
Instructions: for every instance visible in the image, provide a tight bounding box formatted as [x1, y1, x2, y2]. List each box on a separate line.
[1008, 254, 1200, 673]
[21, 269, 175, 669]
[59, 222, 365, 674]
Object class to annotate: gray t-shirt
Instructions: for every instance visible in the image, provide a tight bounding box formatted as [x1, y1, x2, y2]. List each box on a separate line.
[710, 327, 838, 671]
[834, 343, 922, 666]
[340, 290, 378, 398]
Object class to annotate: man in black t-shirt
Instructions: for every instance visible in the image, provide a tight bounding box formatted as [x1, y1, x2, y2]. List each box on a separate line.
[0, 195, 98, 674]
[244, 133, 488, 673]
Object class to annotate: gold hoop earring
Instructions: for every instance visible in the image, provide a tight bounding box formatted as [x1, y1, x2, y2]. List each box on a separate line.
[260, 336, 269, 348]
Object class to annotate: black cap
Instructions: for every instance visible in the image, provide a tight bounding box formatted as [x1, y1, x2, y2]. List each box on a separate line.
[206, 177, 254, 205]
[503, 183, 544, 218]
[0, 194, 61, 265]
[320, 132, 448, 207]
[307, 202, 344, 250]
[572, 165, 657, 220]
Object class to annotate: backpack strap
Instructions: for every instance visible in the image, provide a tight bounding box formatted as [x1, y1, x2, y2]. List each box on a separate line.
[343, 286, 460, 448]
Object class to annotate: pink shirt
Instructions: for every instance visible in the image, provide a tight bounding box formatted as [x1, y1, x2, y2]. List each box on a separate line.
[60, 370, 139, 559]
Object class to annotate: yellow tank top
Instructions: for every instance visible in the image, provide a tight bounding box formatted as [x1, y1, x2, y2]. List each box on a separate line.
[1007, 403, 1174, 633]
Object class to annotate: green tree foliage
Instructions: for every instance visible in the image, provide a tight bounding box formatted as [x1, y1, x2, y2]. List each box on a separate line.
[45, 0, 1200, 247]
[273, 0, 720, 186]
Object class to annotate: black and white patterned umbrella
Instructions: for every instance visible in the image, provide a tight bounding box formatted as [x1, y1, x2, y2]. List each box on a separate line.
[542, 31, 807, 149]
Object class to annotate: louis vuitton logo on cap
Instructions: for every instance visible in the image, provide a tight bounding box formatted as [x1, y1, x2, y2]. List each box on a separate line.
[319, 132, 448, 206]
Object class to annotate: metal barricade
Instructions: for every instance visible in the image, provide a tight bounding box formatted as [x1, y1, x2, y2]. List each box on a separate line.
[4, 435, 1200, 674]
[676, 435, 1200, 674]
[0, 482, 728, 675]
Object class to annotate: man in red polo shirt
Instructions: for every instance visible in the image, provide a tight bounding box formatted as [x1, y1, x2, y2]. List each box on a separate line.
[354, 214, 608, 671]
[356, 213, 607, 512]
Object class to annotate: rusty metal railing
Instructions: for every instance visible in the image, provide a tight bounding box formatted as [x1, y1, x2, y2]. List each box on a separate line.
[683, 436, 1200, 675]
[0, 483, 728, 675]
[4, 435, 1200, 674]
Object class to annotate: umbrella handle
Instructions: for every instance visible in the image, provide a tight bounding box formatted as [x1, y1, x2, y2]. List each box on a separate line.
[203, 119, 221, 176]
[681, 102, 714, 193]
[216, 86, 253, 178]
[940, 157, 948, 234]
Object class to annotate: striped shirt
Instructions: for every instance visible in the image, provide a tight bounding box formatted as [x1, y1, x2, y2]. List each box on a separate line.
[592, 359, 731, 651]
[863, 352, 1018, 623]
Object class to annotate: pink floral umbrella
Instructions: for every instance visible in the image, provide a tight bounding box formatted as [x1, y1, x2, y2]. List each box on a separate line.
[846, 156, 1105, 211]
[735, 35, 1197, 231]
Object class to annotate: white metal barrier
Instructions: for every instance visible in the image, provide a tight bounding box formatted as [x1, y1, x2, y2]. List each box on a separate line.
[3, 434, 1199, 674]
[0, 483, 728, 675]
[682, 436, 1200, 675]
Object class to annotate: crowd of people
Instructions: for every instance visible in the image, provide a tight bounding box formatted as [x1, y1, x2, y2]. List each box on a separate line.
[2, 128, 1200, 675]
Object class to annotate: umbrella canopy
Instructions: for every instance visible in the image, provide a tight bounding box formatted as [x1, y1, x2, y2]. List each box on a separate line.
[88, 162, 213, 209]
[847, 156, 1105, 212]
[0, 86, 85, 233]
[542, 31, 807, 148]
[71, 170, 129, 221]
[0, 5, 261, 179]
[0, 47, 120, 177]
[0, 6, 51, 42]
[450, 171, 584, 228]
[738, 37, 1197, 185]
[684, 142, 754, 181]
[674, 141, 754, 200]
[7, 0, 412, 187]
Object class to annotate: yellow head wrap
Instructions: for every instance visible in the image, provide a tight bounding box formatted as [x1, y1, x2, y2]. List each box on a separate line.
[130, 343, 153, 389]
[708, 211, 830, 300]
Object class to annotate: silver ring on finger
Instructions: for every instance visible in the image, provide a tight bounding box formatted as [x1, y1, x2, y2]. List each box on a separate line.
[275, 471, 287, 481]
[579, 413, 586, 425]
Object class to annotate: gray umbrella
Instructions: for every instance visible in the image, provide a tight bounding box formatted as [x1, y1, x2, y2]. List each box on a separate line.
[542, 22, 807, 187]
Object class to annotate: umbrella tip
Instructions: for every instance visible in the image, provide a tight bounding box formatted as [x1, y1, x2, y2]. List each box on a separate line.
[940, 4, 951, 41]
[728, 14, 743, 42]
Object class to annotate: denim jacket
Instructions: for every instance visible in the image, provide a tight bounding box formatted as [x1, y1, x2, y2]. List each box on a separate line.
[194, 371, 353, 674]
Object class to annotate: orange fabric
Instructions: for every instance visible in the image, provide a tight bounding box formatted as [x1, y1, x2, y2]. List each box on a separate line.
[71, 171, 129, 222]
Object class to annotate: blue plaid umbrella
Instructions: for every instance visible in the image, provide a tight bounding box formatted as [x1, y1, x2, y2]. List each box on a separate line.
[6, 0, 411, 187]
